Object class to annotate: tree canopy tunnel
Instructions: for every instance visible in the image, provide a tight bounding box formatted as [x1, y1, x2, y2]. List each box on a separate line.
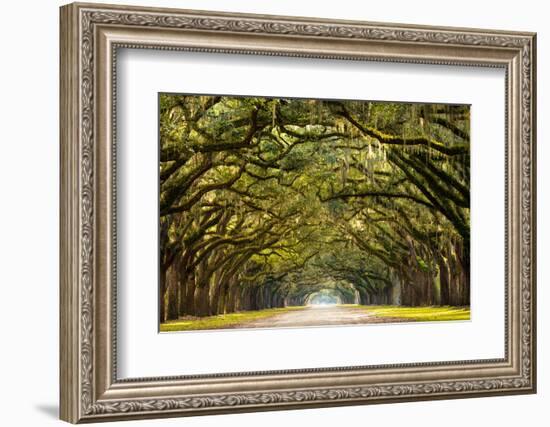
[159, 94, 471, 321]
[307, 290, 342, 306]
[278, 274, 358, 307]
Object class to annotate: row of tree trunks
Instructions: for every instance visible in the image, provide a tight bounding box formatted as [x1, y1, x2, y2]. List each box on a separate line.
[160, 245, 470, 323]
[160, 268, 289, 322]
[359, 285, 393, 305]
[436, 242, 470, 306]
[395, 252, 469, 307]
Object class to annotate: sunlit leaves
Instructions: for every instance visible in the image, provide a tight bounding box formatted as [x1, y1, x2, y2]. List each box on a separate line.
[159, 93, 470, 305]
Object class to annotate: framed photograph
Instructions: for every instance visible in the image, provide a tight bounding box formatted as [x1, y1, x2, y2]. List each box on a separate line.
[60, 2, 537, 423]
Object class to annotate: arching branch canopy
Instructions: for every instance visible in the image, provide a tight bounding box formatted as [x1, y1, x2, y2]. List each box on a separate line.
[159, 94, 470, 323]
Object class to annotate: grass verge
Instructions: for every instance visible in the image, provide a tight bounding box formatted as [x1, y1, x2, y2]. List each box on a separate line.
[363, 305, 470, 322]
[160, 306, 307, 332]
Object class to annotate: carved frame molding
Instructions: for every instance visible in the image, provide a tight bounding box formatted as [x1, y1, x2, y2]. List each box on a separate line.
[60, 2, 536, 423]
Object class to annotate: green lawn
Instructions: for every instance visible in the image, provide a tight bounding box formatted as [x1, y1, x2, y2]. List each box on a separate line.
[362, 305, 470, 322]
[160, 306, 307, 332]
[160, 304, 470, 332]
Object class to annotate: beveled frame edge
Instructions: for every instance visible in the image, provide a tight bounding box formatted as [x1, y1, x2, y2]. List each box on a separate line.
[59, 2, 536, 423]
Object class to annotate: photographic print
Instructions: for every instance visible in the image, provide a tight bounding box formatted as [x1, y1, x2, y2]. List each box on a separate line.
[159, 94, 470, 332]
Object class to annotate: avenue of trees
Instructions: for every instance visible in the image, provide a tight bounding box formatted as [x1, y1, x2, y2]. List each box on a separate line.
[159, 94, 470, 322]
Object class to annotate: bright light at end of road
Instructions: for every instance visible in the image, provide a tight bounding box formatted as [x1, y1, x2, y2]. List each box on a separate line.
[310, 302, 336, 308]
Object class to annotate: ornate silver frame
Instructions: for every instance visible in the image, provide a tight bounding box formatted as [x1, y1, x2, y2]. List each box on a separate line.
[60, 2, 537, 423]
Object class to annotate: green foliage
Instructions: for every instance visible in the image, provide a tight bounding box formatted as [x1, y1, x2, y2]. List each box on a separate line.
[159, 93, 471, 320]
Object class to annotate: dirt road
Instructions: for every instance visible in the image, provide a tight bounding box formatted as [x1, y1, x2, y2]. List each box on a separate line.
[230, 305, 407, 329]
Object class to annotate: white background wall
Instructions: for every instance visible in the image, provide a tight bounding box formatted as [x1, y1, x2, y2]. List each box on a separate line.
[0, 0, 546, 426]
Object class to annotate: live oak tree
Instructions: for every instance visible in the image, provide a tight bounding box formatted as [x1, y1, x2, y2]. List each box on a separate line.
[159, 94, 470, 321]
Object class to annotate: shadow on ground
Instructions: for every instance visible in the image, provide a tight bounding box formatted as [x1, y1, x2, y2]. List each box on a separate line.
[35, 404, 58, 419]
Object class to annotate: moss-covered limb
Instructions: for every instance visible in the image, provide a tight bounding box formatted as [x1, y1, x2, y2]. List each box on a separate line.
[331, 102, 469, 156]
[322, 190, 435, 209]
[159, 95, 222, 168]
[161, 165, 245, 216]
[160, 155, 191, 183]
[278, 125, 347, 143]
[166, 94, 223, 125]
[344, 227, 401, 270]
[160, 106, 269, 207]
[429, 116, 470, 141]
[160, 208, 224, 278]
[413, 153, 470, 203]
[190, 105, 266, 153]
[160, 154, 213, 205]
[189, 226, 280, 274]
[322, 264, 378, 294]
[398, 152, 469, 208]
[374, 205, 439, 250]
[388, 152, 469, 243]
[192, 220, 307, 304]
